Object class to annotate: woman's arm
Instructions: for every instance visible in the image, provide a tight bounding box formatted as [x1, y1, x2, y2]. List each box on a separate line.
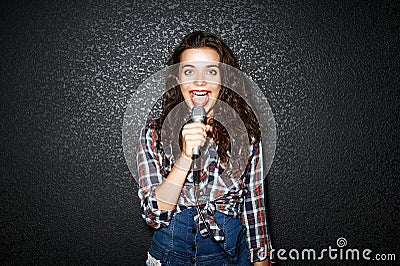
[154, 121, 209, 210]
[154, 153, 192, 210]
[241, 142, 273, 264]
[138, 120, 209, 226]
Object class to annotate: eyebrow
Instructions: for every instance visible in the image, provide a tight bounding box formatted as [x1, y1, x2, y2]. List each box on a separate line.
[181, 64, 219, 68]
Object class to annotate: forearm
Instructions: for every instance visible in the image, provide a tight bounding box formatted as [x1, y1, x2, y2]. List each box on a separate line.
[155, 154, 192, 210]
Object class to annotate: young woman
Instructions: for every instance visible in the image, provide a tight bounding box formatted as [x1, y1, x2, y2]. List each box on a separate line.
[137, 31, 272, 265]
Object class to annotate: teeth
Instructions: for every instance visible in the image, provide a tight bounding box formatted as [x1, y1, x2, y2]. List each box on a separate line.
[193, 91, 207, 96]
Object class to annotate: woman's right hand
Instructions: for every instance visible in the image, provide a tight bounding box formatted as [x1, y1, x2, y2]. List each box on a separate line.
[181, 122, 210, 158]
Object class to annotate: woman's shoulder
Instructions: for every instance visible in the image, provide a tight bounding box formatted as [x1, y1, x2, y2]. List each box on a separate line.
[139, 119, 162, 139]
[142, 118, 162, 130]
[248, 140, 262, 157]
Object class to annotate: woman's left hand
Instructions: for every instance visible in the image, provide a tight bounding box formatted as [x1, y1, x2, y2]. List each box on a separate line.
[253, 259, 269, 266]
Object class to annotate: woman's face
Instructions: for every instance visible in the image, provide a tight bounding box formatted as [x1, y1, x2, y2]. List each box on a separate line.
[178, 47, 221, 114]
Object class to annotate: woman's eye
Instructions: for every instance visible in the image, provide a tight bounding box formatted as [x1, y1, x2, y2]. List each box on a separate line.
[207, 69, 218, 75]
[184, 69, 194, 75]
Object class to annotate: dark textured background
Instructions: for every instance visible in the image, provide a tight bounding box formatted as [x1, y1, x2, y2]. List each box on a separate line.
[1, 0, 399, 265]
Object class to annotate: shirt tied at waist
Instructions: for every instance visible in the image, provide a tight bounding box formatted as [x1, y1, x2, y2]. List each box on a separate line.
[191, 188, 248, 242]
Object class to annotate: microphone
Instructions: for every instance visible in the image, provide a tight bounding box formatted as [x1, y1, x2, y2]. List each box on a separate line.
[191, 106, 206, 158]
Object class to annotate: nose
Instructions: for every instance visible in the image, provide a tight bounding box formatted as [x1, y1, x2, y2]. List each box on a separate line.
[193, 78, 206, 87]
[193, 72, 207, 87]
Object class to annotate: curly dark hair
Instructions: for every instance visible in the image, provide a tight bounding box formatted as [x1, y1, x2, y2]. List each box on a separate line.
[157, 31, 260, 164]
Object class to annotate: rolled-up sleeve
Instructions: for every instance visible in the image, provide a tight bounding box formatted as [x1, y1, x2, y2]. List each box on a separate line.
[241, 142, 273, 263]
[137, 123, 175, 228]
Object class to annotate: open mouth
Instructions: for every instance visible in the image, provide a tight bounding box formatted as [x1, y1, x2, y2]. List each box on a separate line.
[190, 90, 210, 106]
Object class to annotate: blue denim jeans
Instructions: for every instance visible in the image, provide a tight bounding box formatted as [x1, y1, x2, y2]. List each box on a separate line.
[147, 208, 250, 266]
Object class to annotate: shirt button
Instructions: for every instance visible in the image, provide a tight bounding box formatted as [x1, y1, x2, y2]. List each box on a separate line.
[190, 257, 196, 264]
[192, 228, 197, 234]
[191, 245, 196, 251]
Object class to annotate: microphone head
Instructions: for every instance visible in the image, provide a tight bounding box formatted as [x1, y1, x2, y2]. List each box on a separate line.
[191, 106, 206, 123]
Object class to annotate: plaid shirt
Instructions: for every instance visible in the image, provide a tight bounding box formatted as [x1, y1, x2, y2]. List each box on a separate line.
[137, 121, 272, 263]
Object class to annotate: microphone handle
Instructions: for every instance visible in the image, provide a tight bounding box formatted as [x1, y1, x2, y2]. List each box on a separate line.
[191, 106, 205, 158]
[193, 146, 200, 157]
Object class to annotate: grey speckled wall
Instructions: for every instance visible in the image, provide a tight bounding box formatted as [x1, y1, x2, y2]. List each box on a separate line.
[1, 0, 399, 265]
